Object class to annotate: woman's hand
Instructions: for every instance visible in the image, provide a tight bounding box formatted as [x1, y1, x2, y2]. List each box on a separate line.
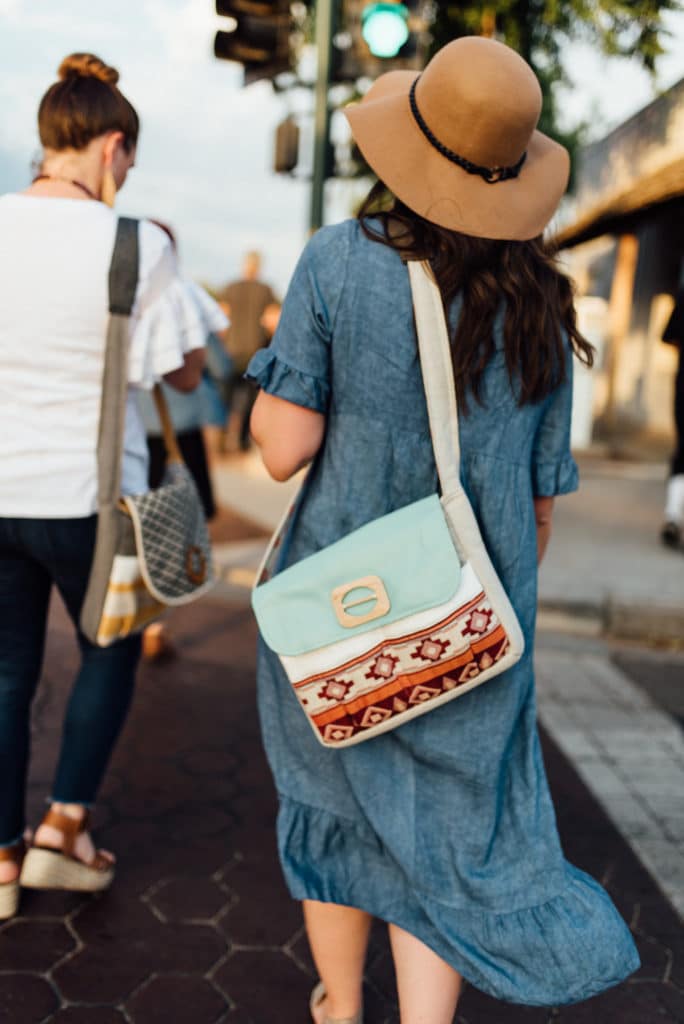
[534, 496, 555, 564]
[250, 391, 325, 482]
[260, 302, 281, 338]
[163, 348, 206, 392]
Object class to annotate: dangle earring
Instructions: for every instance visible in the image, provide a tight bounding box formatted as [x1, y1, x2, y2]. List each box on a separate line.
[101, 167, 117, 207]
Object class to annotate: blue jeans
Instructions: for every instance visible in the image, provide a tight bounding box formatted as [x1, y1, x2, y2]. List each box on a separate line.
[0, 516, 141, 846]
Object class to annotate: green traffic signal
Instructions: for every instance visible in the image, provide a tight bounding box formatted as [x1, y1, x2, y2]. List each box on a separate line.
[361, 2, 410, 58]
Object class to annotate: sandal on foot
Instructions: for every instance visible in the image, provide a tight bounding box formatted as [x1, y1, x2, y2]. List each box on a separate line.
[21, 809, 114, 893]
[661, 521, 682, 550]
[310, 982, 363, 1024]
[0, 838, 28, 920]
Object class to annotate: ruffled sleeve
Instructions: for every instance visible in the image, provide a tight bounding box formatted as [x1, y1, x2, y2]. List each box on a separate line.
[183, 279, 230, 335]
[531, 343, 579, 497]
[127, 223, 227, 390]
[247, 347, 330, 412]
[245, 225, 349, 414]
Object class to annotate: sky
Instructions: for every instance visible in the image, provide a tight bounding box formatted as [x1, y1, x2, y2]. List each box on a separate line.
[1, 0, 683, 295]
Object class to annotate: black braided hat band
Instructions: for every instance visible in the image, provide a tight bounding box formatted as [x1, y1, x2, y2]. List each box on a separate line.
[408, 78, 527, 185]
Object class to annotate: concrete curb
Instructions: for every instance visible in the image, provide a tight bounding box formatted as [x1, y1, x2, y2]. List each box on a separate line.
[539, 598, 684, 646]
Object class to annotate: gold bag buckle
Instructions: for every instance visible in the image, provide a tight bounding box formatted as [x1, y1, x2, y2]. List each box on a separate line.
[186, 545, 207, 585]
[332, 575, 390, 628]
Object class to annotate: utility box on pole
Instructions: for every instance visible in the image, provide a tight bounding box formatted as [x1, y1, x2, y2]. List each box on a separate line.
[274, 116, 300, 173]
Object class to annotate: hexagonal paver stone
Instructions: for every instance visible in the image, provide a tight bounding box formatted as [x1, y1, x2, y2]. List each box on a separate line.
[165, 804, 235, 843]
[553, 981, 684, 1023]
[219, 858, 302, 947]
[49, 1010, 126, 1023]
[0, 973, 59, 1023]
[53, 945, 151, 1004]
[659, 983, 684, 1021]
[0, 919, 76, 971]
[147, 877, 234, 924]
[18, 887, 86, 918]
[632, 931, 674, 982]
[456, 986, 548, 1023]
[179, 748, 240, 778]
[288, 929, 316, 976]
[213, 949, 311, 1021]
[68, 897, 226, 976]
[126, 975, 228, 1024]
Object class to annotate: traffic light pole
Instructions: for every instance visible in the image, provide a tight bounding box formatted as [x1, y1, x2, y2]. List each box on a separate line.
[310, 0, 334, 231]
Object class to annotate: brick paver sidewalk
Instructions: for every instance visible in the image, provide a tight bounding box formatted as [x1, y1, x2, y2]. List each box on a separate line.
[1, 589, 682, 1023]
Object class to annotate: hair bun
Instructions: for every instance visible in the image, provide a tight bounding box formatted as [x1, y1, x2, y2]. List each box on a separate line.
[58, 53, 119, 86]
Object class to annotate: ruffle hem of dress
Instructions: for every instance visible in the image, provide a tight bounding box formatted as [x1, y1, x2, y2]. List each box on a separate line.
[278, 795, 640, 1007]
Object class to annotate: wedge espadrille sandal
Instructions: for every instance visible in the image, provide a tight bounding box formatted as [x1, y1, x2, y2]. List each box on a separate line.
[310, 982, 363, 1024]
[21, 808, 114, 893]
[0, 838, 28, 920]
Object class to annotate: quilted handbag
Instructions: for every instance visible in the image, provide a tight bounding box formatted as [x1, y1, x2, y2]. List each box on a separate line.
[251, 259, 525, 748]
[80, 218, 215, 648]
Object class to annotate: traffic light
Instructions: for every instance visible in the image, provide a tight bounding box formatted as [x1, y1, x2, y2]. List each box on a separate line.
[361, 2, 409, 58]
[214, 0, 292, 85]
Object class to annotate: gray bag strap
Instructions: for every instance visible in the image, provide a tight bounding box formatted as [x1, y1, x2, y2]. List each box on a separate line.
[96, 217, 140, 506]
[109, 217, 139, 315]
[407, 260, 463, 499]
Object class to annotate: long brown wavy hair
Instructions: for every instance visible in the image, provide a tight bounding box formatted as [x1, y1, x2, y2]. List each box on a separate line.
[358, 181, 593, 410]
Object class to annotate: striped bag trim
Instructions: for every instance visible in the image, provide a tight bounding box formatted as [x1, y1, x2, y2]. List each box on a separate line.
[95, 555, 165, 646]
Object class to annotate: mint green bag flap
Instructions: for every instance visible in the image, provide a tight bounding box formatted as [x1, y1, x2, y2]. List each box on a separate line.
[252, 494, 461, 657]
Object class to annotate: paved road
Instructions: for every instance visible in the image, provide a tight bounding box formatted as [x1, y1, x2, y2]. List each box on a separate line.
[614, 647, 684, 727]
[1, 581, 682, 1024]
[538, 458, 684, 641]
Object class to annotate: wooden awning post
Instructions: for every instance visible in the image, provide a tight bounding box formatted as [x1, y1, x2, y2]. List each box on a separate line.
[604, 233, 640, 434]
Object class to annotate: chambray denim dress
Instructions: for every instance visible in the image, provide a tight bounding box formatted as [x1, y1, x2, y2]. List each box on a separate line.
[247, 220, 639, 1006]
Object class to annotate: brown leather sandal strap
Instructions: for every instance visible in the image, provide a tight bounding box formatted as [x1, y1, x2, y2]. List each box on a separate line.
[0, 840, 24, 862]
[90, 851, 113, 872]
[34, 810, 111, 872]
[41, 808, 89, 858]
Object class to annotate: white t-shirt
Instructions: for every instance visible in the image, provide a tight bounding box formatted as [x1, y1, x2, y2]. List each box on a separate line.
[0, 194, 203, 518]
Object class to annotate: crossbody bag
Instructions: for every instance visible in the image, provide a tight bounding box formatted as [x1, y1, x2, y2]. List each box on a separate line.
[80, 218, 215, 647]
[251, 259, 524, 748]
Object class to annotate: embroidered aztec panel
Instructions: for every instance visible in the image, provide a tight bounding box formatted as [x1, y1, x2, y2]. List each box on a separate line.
[290, 589, 509, 745]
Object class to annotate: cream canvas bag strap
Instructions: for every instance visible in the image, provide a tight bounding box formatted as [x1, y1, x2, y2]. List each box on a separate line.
[81, 219, 194, 642]
[406, 259, 464, 499]
[255, 260, 465, 584]
[80, 217, 141, 642]
[95, 217, 140, 505]
[96, 219, 183, 498]
[408, 261, 525, 657]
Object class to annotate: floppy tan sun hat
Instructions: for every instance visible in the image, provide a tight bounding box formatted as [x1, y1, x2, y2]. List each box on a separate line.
[345, 36, 570, 241]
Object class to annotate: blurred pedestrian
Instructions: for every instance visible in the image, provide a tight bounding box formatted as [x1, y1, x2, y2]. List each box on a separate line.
[139, 220, 228, 520]
[218, 250, 280, 451]
[248, 39, 639, 1023]
[661, 286, 684, 549]
[137, 220, 228, 659]
[0, 53, 204, 918]
[200, 332, 235, 460]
